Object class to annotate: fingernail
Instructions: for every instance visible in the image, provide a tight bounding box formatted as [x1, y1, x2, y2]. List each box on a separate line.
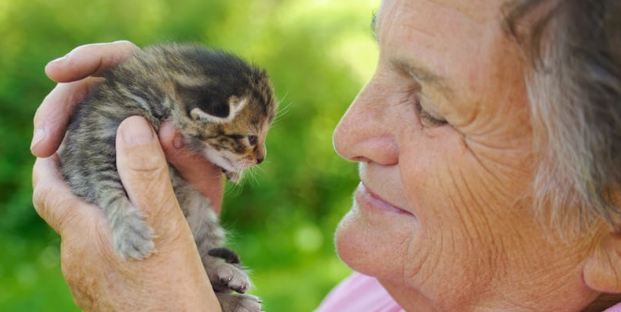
[30, 128, 46, 151]
[48, 55, 67, 66]
[173, 132, 185, 149]
[121, 117, 155, 146]
[161, 121, 185, 149]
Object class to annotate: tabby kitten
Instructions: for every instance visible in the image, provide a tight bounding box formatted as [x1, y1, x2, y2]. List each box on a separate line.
[59, 43, 277, 312]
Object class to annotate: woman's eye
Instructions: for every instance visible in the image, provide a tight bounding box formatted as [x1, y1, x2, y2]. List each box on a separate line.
[416, 99, 447, 127]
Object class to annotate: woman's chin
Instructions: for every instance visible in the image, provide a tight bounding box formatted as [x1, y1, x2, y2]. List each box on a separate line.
[335, 210, 376, 275]
[334, 205, 416, 279]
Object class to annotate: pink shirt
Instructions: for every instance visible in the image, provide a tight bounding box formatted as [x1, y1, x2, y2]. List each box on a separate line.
[607, 302, 621, 312]
[315, 272, 404, 312]
[315, 272, 621, 312]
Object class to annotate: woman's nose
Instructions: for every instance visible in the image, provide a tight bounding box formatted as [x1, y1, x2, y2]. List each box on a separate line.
[333, 82, 399, 166]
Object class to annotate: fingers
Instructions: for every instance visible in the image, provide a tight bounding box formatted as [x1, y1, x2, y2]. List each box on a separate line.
[32, 155, 102, 236]
[31, 77, 103, 157]
[45, 40, 140, 83]
[32, 40, 140, 158]
[158, 121, 225, 213]
[115, 116, 190, 236]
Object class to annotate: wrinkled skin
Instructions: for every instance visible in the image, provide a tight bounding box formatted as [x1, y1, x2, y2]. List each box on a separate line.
[333, 0, 621, 311]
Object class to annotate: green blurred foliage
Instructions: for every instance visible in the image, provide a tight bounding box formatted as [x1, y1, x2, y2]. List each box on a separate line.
[0, 0, 379, 311]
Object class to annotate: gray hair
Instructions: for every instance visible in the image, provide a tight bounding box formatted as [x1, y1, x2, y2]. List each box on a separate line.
[504, 0, 621, 232]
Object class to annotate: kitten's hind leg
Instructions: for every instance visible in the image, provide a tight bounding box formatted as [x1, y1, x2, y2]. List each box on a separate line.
[177, 182, 260, 311]
[105, 196, 156, 260]
[216, 293, 262, 312]
[185, 201, 252, 295]
[206, 248, 251, 294]
[208, 249, 259, 312]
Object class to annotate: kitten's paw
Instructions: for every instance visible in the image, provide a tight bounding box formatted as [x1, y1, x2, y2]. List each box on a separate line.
[217, 293, 262, 312]
[112, 210, 156, 260]
[206, 248, 251, 293]
[209, 261, 251, 294]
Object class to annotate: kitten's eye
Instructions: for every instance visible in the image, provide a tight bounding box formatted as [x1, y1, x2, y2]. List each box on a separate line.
[415, 98, 447, 127]
[248, 135, 258, 146]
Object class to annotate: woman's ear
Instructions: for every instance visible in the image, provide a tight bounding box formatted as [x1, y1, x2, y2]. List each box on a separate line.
[584, 188, 621, 294]
[583, 232, 621, 293]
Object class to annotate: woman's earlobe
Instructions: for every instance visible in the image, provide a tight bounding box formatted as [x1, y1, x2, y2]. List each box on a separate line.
[583, 232, 621, 293]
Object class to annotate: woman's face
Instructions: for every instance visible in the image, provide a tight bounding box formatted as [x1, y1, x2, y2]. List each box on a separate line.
[333, 0, 600, 310]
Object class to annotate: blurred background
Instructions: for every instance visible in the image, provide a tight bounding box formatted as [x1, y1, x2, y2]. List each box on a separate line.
[0, 0, 379, 311]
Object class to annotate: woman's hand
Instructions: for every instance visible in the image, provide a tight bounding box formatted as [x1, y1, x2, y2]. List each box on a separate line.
[31, 41, 225, 311]
[33, 117, 222, 311]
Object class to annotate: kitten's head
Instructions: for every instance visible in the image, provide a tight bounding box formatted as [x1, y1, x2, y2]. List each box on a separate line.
[156, 44, 278, 182]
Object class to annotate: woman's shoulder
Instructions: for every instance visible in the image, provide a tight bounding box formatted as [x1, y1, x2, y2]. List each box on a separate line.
[315, 272, 621, 312]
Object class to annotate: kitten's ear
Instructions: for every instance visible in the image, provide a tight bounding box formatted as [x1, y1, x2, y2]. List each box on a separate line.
[190, 107, 225, 123]
[190, 96, 248, 124]
[229, 96, 248, 117]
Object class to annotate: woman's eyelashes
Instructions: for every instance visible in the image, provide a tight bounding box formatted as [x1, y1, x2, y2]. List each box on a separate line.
[415, 97, 448, 127]
[401, 77, 448, 128]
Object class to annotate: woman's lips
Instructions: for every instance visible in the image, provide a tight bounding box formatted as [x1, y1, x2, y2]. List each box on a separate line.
[355, 183, 414, 217]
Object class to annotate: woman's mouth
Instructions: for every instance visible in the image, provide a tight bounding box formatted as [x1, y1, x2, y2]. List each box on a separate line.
[355, 183, 414, 217]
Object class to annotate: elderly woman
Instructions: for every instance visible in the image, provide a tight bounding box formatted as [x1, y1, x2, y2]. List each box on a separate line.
[31, 0, 621, 311]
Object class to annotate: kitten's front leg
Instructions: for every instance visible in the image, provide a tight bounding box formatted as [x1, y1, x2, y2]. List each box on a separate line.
[105, 195, 156, 260]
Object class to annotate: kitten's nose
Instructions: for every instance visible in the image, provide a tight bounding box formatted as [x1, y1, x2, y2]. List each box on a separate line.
[255, 148, 266, 165]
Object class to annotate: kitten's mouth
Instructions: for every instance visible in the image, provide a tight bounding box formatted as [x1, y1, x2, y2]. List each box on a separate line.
[221, 168, 241, 183]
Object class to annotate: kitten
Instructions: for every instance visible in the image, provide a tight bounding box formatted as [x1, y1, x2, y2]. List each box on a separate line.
[59, 43, 277, 312]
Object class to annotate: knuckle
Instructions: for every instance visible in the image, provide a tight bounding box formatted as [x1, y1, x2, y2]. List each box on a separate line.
[130, 163, 169, 184]
[32, 183, 61, 225]
[34, 84, 64, 126]
[31, 182, 50, 217]
[32, 178, 82, 234]
[124, 146, 167, 174]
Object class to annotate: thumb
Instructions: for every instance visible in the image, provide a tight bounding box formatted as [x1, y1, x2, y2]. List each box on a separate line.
[115, 116, 188, 240]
